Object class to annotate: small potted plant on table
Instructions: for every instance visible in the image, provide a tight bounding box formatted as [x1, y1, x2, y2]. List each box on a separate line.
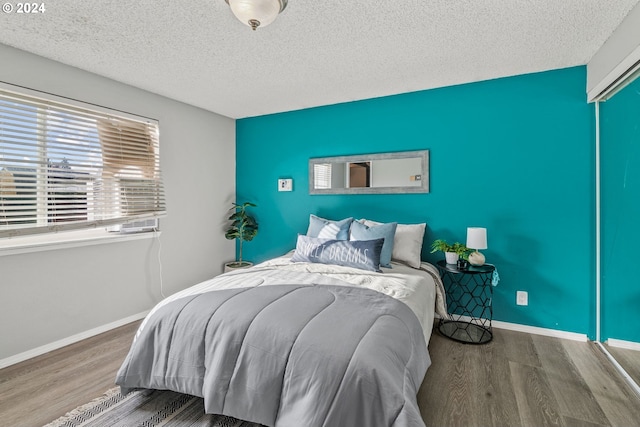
[224, 202, 258, 273]
[431, 239, 471, 268]
[453, 243, 471, 269]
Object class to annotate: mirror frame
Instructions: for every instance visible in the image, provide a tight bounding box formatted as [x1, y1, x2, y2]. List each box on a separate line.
[309, 150, 429, 195]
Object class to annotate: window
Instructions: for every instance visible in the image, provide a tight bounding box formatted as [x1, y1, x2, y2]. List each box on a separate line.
[0, 84, 165, 239]
[313, 163, 332, 189]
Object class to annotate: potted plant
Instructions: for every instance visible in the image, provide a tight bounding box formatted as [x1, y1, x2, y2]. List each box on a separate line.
[224, 202, 258, 272]
[431, 239, 457, 264]
[430, 239, 470, 265]
[452, 242, 471, 269]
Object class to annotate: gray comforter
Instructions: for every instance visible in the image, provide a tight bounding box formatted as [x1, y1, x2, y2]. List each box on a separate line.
[116, 283, 428, 427]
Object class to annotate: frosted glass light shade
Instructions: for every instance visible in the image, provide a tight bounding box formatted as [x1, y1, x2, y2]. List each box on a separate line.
[226, 0, 287, 30]
[466, 227, 488, 250]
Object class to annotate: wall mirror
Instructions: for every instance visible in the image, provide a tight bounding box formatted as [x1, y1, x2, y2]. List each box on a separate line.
[309, 150, 429, 195]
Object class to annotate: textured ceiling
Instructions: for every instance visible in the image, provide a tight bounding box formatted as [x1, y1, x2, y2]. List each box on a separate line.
[0, 0, 638, 119]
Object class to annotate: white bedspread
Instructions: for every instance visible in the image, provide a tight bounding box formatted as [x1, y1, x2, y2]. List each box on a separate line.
[142, 254, 445, 348]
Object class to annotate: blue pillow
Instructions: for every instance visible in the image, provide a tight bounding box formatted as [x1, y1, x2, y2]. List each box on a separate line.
[350, 220, 397, 268]
[291, 235, 384, 272]
[306, 214, 353, 240]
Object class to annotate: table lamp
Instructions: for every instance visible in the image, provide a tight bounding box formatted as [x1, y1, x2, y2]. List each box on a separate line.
[466, 227, 487, 266]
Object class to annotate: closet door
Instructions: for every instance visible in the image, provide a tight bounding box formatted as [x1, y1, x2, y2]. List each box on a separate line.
[600, 74, 640, 384]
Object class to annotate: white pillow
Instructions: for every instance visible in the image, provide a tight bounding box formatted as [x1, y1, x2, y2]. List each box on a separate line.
[361, 219, 426, 269]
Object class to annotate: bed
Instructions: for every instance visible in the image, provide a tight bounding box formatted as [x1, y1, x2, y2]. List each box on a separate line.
[116, 217, 446, 427]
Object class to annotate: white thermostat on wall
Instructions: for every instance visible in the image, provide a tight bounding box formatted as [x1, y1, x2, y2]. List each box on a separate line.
[278, 178, 293, 192]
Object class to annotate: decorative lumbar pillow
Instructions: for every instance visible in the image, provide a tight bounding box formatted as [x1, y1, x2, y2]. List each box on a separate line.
[361, 219, 426, 269]
[350, 220, 397, 268]
[291, 235, 384, 272]
[306, 214, 353, 240]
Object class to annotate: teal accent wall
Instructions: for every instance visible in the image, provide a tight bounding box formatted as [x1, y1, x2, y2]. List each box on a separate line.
[236, 66, 595, 336]
[600, 76, 640, 343]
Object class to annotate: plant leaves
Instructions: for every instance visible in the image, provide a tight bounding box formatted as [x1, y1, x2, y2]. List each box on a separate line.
[225, 201, 258, 245]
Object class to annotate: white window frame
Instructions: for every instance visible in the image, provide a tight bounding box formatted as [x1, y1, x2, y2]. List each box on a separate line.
[0, 82, 164, 255]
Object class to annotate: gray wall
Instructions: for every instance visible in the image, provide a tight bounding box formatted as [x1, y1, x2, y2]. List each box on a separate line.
[370, 158, 422, 188]
[0, 44, 236, 360]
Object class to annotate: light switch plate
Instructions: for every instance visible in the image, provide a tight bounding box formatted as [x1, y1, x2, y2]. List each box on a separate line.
[278, 178, 293, 192]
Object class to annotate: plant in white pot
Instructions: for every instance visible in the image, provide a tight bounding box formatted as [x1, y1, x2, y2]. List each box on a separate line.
[430, 239, 470, 265]
[224, 202, 258, 272]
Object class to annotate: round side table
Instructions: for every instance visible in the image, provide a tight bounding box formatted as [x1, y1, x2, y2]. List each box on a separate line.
[436, 260, 495, 344]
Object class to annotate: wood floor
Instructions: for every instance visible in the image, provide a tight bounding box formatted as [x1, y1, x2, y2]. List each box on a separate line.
[419, 330, 640, 427]
[1, 322, 639, 427]
[0, 321, 141, 427]
[606, 343, 640, 390]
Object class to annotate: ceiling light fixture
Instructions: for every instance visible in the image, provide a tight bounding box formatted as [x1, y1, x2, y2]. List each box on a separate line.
[225, 0, 288, 31]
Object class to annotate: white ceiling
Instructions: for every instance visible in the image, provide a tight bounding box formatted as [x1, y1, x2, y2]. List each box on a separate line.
[0, 0, 638, 119]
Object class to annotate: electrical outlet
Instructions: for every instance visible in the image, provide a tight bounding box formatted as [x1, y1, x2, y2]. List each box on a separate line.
[516, 291, 528, 306]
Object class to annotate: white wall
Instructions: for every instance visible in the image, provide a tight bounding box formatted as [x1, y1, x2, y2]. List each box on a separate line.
[0, 44, 236, 361]
[370, 158, 422, 188]
[587, 2, 640, 100]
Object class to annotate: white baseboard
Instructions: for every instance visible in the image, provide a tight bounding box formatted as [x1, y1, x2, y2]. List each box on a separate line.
[435, 313, 589, 342]
[0, 310, 149, 370]
[607, 338, 640, 351]
[492, 320, 588, 342]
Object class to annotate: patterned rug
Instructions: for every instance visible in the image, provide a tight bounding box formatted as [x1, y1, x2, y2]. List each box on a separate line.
[44, 387, 264, 427]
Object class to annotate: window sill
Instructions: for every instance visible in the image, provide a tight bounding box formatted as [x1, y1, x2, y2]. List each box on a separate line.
[0, 229, 160, 257]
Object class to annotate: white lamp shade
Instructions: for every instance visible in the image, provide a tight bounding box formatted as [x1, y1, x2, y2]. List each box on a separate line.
[466, 227, 487, 250]
[227, 0, 286, 29]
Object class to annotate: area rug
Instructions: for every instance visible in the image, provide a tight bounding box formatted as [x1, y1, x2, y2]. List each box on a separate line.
[44, 387, 264, 427]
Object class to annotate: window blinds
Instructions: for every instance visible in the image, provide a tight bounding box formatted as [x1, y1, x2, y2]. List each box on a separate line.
[0, 85, 166, 238]
[313, 163, 332, 189]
